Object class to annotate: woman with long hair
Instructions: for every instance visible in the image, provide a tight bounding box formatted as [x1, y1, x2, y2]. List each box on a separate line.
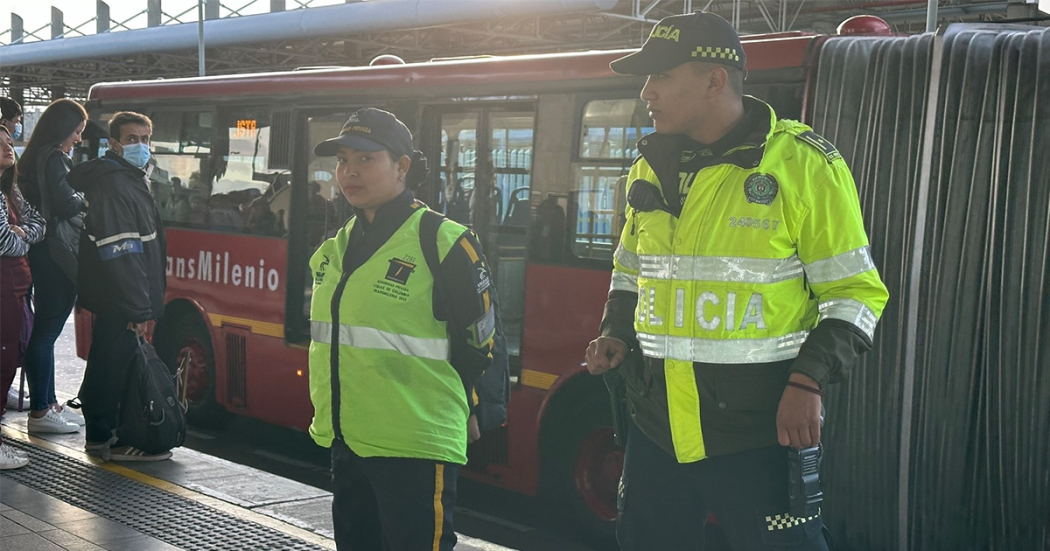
[16, 98, 87, 433]
[0, 125, 44, 468]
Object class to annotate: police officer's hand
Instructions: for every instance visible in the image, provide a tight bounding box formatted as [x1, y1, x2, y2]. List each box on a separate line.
[467, 414, 481, 444]
[776, 373, 823, 448]
[585, 337, 629, 375]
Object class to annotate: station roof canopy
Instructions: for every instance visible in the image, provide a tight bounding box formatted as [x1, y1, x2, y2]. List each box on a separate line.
[1, 0, 1028, 105]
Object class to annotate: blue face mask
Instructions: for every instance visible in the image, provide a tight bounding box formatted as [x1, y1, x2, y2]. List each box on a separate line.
[12, 123, 21, 141]
[121, 142, 151, 168]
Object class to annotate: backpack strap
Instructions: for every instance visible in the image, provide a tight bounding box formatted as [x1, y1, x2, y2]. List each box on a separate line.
[419, 208, 449, 318]
[419, 208, 444, 279]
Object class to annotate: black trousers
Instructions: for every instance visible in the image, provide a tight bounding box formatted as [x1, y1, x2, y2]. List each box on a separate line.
[331, 440, 458, 551]
[617, 420, 830, 551]
[80, 315, 138, 444]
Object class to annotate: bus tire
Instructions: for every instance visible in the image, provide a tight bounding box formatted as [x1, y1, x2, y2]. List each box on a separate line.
[158, 314, 232, 429]
[543, 393, 621, 550]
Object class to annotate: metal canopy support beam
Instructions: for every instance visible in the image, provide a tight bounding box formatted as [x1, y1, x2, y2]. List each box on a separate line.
[51, 7, 63, 39]
[98, 2, 110, 34]
[206, 0, 221, 20]
[11, 14, 23, 44]
[198, 1, 206, 76]
[149, 0, 163, 28]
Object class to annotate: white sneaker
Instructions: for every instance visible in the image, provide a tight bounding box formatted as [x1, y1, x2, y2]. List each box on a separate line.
[5, 386, 27, 410]
[106, 445, 172, 462]
[27, 409, 80, 434]
[0, 443, 29, 470]
[55, 406, 85, 426]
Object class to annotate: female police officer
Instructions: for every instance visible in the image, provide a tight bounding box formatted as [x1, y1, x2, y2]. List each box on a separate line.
[309, 108, 499, 550]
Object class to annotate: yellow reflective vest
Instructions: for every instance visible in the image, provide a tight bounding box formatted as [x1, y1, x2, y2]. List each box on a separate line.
[308, 207, 473, 465]
[612, 100, 889, 463]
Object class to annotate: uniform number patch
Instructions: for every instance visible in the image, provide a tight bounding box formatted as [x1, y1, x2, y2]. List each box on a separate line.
[729, 217, 780, 230]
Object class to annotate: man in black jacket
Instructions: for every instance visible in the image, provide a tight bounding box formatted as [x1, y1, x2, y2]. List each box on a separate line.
[68, 112, 169, 461]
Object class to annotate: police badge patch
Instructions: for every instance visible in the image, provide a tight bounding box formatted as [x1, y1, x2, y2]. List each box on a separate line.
[744, 173, 778, 205]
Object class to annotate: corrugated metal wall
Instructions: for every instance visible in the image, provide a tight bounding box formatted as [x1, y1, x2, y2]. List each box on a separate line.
[810, 24, 1050, 551]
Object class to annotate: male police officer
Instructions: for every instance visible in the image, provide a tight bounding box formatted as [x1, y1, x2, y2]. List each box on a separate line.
[585, 12, 889, 550]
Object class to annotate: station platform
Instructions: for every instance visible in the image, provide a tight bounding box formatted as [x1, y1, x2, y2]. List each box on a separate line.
[1, 417, 512, 551]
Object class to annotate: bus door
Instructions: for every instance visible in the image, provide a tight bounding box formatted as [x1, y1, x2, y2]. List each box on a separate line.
[428, 106, 536, 357]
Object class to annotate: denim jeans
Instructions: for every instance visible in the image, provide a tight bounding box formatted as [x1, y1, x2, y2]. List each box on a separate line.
[25, 245, 77, 412]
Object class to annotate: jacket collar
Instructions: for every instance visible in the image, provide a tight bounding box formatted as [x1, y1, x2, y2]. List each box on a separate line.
[351, 189, 419, 233]
[635, 96, 776, 215]
[103, 150, 149, 176]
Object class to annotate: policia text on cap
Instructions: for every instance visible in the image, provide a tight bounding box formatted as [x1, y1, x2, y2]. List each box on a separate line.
[585, 12, 889, 550]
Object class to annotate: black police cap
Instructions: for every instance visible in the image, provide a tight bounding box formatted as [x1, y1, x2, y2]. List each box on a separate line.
[610, 12, 746, 76]
[314, 108, 413, 158]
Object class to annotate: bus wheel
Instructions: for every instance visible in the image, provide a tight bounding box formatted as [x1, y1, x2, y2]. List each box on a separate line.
[161, 316, 232, 428]
[545, 396, 622, 549]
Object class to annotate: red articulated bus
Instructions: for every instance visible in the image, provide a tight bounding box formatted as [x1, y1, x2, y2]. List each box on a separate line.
[75, 24, 861, 543]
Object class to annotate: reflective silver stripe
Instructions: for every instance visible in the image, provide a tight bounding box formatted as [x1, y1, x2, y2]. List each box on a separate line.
[610, 270, 639, 293]
[636, 330, 809, 364]
[91, 231, 157, 247]
[639, 254, 804, 283]
[803, 247, 876, 284]
[310, 321, 449, 361]
[819, 299, 879, 340]
[614, 243, 641, 271]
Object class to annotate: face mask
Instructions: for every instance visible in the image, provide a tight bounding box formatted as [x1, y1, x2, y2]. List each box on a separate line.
[12, 123, 21, 141]
[121, 142, 151, 168]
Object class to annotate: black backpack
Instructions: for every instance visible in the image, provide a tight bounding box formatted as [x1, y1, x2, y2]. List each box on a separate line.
[116, 337, 187, 454]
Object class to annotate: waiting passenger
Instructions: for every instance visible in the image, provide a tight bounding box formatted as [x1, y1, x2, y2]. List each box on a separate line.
[17, 98, 88, 434]
[0, 98, 23, 145]
[68, 111, 170, 461]
[0, 125, 44, 469]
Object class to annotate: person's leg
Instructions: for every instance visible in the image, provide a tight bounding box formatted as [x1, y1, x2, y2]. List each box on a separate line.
[81, 315, 138, 444]
[331, 441, 383, 551]
[616, 420, 708, 551]
[357, 454, 458, 551]
[0, 292, 23, 415]
[699, 445, 829, 551]
[24, 251, 76, 414]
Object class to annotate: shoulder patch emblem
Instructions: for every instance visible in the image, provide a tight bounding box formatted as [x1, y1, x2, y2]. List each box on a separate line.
[796, 131, 842, 163]
[744, 173, 779, 205]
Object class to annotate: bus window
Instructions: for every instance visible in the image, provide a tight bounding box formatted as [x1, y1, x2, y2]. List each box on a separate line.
[150, 110, 214, 226]
[297, 112, 359, 322]
[571, 99, 652, 261]
[434, 108, 534, 357]
[305, 112, 355, 249]
[208, 109, 289, 236]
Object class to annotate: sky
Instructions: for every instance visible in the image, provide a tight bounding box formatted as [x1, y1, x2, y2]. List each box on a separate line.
[3, 0, 346, 45]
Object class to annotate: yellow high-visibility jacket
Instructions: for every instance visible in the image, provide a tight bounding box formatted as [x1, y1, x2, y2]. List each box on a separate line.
[607, 98, 889, 462]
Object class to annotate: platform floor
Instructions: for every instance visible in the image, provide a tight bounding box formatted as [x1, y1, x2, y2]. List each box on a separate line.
[1, 415, 512, 551]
